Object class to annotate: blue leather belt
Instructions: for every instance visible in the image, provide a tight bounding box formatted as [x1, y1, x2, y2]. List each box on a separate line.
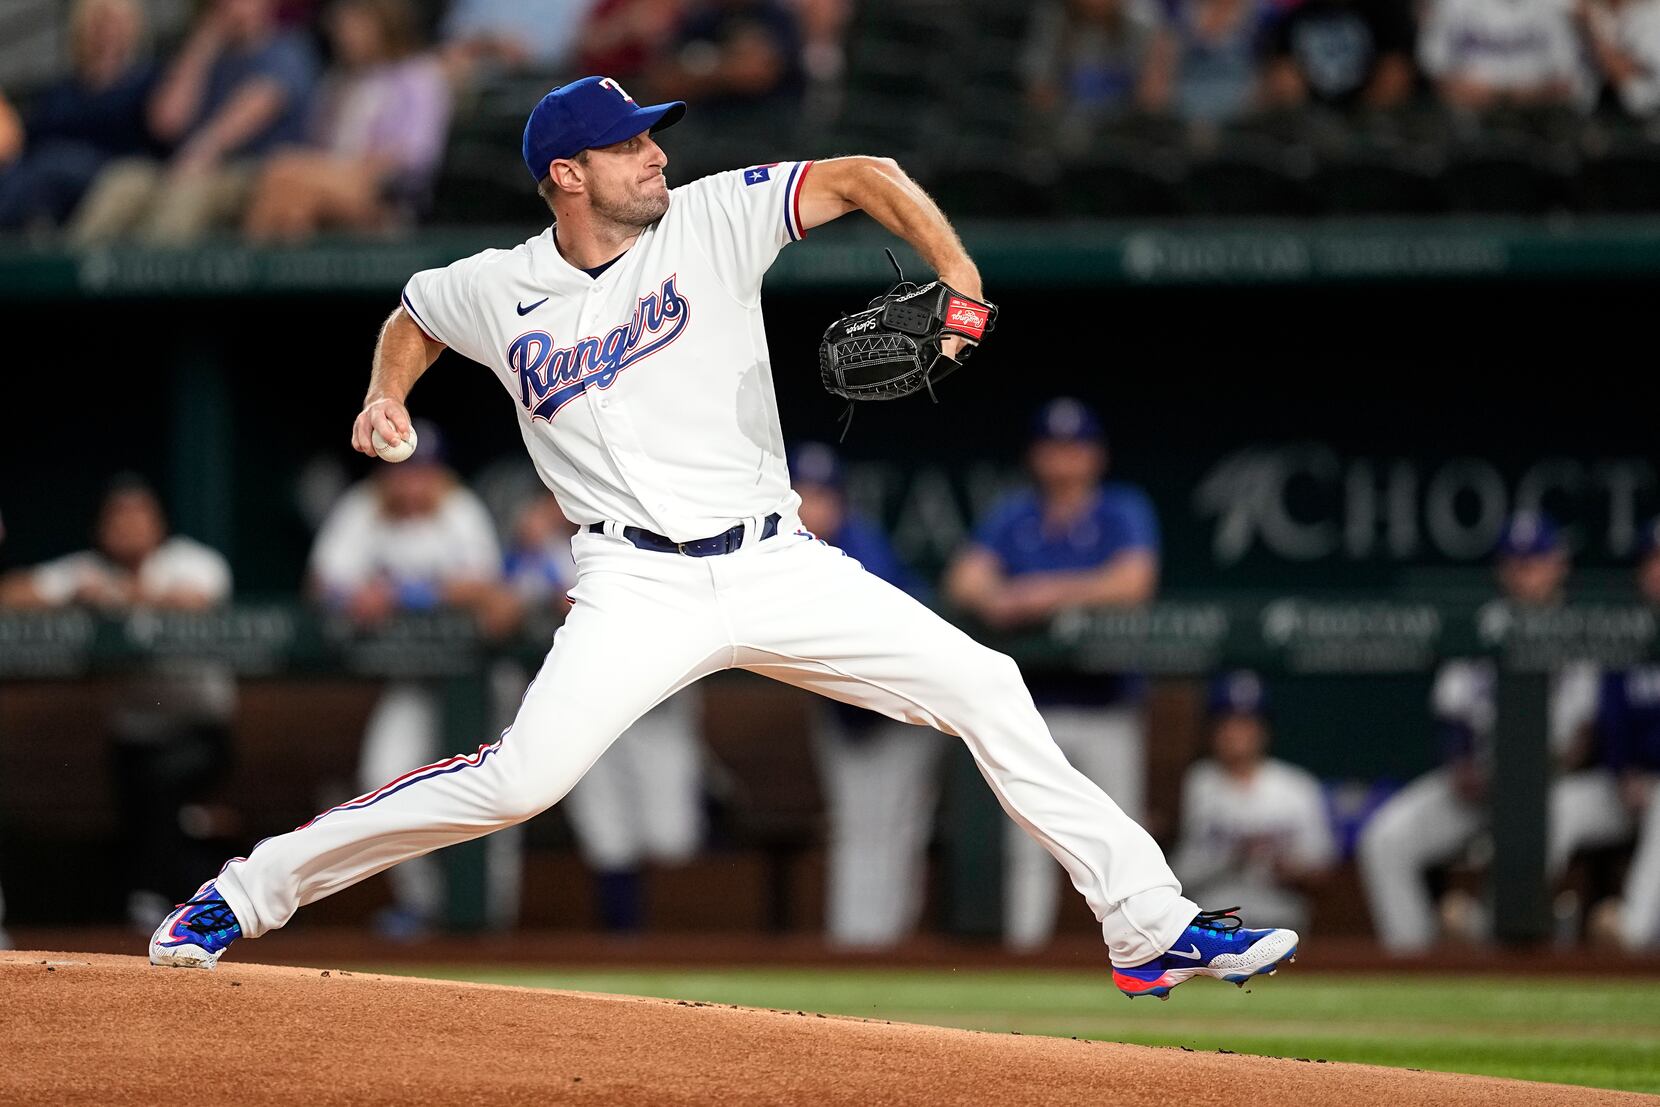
[588, 512, 780, 556]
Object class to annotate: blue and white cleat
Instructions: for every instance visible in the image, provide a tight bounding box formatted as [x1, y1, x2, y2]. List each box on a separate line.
[1113, 907, 1298, 1000]
[149, 880, 242, 969]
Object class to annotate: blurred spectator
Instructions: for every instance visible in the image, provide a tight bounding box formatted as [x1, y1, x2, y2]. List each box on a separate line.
[944, 398, 1160, 952]
[0, 476, 236, 932]
[1579, 0, 1660, 116]
[1547, 518, 1660, 951]
[1139, 0, 1261, 123]
[792, 442, 947, 950]
[1172, 672, 1336, 933]
[652, 0, 805, 110]
[309, 422, 520, 937]
[1023, 0, 1165, 146]
[0, 507, 8, 950]
[1358, 513, 1599, 954]
[441, 0, 600, 83]
[0, 0, 158, 232]
[500, 493, 707, 934]
[502, 494, 578, 607]
[243, 0, 452, 242]
[1261, 0, 1415, 110]
[0, 90, 20, 165]
[1419, 0, 1587, 112]
[793, 0, 853, 84]
[578, 0, 684, 81]
[68, 0, 318, 247]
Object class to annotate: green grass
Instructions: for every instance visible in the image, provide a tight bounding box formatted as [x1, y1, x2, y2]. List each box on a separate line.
[363, 965, 1660, 1095]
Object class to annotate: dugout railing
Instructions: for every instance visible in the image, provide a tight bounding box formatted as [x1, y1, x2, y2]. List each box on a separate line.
[3, 597, 1653, 944]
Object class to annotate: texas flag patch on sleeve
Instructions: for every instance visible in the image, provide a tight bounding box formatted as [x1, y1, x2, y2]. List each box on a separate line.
[945, 296, 989, 340]
[743, 164, 777, 185]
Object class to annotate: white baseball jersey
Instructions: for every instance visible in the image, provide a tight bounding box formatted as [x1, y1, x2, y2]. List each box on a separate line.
[1172, 758, 1336, 888]
[1418, 0, 1588, 97]
[401, 161, 815, 542]
[310, 480, 502, 592]
[1432, 657, 1598, 760]
[31, 537, 235, 734]
[1591, 0, 1660, 114]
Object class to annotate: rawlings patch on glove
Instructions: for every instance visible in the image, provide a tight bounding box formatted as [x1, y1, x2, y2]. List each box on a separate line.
[819, 250, 996, 419]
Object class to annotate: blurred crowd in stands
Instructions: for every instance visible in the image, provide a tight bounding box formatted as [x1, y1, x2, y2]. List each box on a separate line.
[5, 397, 1660, 957]
[7, 0, 1660, 239]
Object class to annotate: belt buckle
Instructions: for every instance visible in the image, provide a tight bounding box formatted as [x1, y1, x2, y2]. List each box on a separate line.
[676, 540, 690, 555]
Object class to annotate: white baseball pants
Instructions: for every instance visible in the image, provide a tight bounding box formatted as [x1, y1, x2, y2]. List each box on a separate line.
[563, 691, 704, 870]
[215, 522, 1197, 965]
[812, 707, 948, 948]
[1550, 769, 1660, 950]
[355, 670, 529, 930]
[1004, 704, 1146, 951]
[1356, 768, 1485, 953]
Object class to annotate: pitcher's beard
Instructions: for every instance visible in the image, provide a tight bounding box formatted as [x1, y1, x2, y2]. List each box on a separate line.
[591, 183, 670, 229]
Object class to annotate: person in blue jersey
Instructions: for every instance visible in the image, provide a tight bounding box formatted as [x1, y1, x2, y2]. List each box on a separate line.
[944, 397, 1161, 951]
[1548, 517, 1660, 950]
[792, 442, 949, 949]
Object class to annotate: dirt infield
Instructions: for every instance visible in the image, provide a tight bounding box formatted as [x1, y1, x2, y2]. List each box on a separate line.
[2, 952, 1649, 1106]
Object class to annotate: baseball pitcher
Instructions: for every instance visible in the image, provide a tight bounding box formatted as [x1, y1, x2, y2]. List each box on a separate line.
[150, 76, 1297, 999]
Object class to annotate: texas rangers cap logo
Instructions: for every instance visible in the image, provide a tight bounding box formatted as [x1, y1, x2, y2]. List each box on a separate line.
[597, 77, 636, 104]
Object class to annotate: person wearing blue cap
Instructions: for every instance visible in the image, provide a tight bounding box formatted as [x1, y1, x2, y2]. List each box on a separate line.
[1547, 518, 1660, 951]
[307, 419, 524, 939]
[945, 396, 1162, 952]
[1359, 511, 1599, 954]
[157, 75, 1301, 1003]
[790, 442, 948, 949]
[1170, 673, 1336, 935]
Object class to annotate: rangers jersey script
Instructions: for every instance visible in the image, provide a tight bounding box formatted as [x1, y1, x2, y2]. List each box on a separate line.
[401, 162, 814, 541]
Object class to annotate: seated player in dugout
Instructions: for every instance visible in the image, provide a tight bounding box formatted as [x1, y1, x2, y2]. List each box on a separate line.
[1549, 517, 1660, 951]
[151, 75, 1299, 999]
[1171, 672, 1337, 935]
[944, 397, 1161, 952]
[1358, 512, 1598, 954]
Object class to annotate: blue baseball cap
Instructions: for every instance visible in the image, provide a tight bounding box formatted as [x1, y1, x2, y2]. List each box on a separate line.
[1208, 670, 1269, 718]
[1495, 512, 1561, 559]
[522, 76, 685, 182]
[789, 442, 845, 491]
[1031, 398, 1105, 445]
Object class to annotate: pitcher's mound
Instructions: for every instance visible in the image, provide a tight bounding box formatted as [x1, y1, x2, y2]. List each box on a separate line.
[1, 952, 1643, 1106]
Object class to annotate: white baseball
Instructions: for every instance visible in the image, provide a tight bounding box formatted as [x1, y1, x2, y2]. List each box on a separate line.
[372, 425, 418, 463]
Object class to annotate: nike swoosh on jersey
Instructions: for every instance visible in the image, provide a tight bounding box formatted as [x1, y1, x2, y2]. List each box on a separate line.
[1167, 944, 1203, 960]
[517, 297, 549, 316]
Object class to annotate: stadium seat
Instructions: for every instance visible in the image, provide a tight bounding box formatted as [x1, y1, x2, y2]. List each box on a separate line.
[1055, 153, 1183, 218]
[1182, 133, 1318, 217]
[1438, 145, 1576, 215]
[926, 164, 1057, 218]
[1312, 149, 1444, 216]
[1576, 139, 1660, 213]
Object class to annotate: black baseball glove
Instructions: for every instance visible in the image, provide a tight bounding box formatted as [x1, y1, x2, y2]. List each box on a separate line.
[819, 250, 996, 435]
